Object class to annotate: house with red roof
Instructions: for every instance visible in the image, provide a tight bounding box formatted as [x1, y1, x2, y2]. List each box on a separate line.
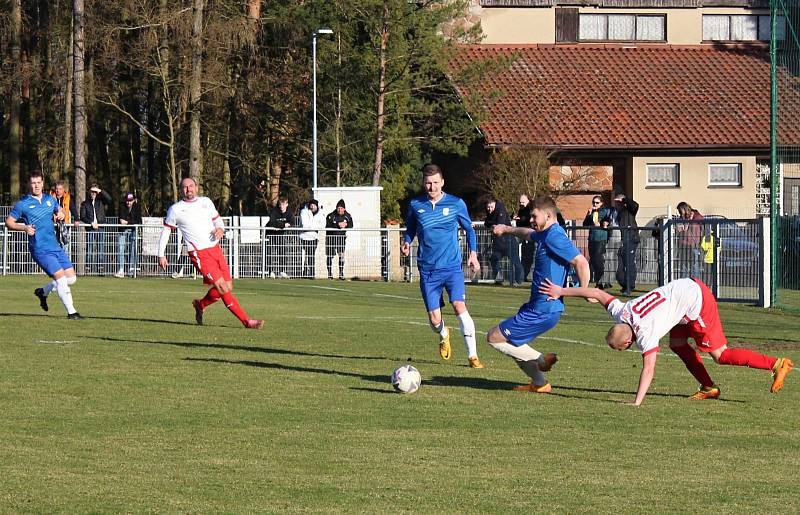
[449, 0, 800, 221]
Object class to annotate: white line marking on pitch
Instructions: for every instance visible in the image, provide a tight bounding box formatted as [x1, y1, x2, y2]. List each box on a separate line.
[292, 315, 710, 361]
[37, 340, 79, 344]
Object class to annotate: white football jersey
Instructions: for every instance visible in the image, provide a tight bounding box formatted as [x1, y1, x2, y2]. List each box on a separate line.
[605, 278, 703, 355]
[164, 196, 222, 252]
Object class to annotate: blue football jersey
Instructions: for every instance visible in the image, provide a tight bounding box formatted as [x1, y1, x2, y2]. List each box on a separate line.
[526, 224, 581, 313]
[404, 193, 477, 272]
[9, 193, 61, 253]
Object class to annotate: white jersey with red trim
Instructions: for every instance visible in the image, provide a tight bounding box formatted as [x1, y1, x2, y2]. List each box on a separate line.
[605, 278, 703, 355]
[163, 196, 222, 252]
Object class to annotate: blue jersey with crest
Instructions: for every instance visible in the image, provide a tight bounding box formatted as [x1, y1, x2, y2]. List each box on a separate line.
[403, 193, 477, 272]
[9, 193, 60, 254]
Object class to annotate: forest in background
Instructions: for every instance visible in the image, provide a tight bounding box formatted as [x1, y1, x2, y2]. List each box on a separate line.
[0, 0, 502, 220]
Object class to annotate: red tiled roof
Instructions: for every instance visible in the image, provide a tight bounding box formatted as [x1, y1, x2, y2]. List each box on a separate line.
[451, 44, 800, 150]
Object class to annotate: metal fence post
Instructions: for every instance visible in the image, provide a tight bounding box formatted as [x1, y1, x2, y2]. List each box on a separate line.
[2, 225, 7, 276]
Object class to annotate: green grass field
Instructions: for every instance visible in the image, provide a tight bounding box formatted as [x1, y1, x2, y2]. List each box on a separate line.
[1, 276, 798, 513]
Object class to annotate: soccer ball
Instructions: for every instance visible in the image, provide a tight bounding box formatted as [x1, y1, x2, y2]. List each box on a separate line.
[391, 365, 422, 394]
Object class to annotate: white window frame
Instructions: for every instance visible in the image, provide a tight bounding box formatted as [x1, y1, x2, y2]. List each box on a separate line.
[646, 163, 680, 187]
[708, 163, 743, 187]
[579, 13, 666, 42]
[702, 14, 783, 42]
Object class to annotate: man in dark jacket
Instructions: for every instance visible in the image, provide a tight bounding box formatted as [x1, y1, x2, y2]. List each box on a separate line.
[484, 197, 523, 286]
[266, 195, 292, 278]
[115, 192, 143, 278]
[325, 199, 353, 280]
[515, 194, 534, 282]
[613, 186, 640, 295]
[80, 183, 112, 274]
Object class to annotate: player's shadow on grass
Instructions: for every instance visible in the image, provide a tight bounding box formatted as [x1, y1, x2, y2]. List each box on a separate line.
[550, 384, 745, 403]
[185, 357, 390, 385]
[96, 335, 390, 361]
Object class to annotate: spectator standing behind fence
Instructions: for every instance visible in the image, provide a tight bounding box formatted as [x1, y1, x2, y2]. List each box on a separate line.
[158, 177, 263, 329]
[583, 195, 612, 290]
[6, 171, 84, 319]
[299, 199, 325, 278]
[675, 201, 704, 279]
[613, 186, 639, 295]
[326, 199, 353, 280]
[115, 192, 142, 278]
[266, 195, 292, 279]
[515, 194, 534, 282]
[484, 197, 523, 286]
[53, 180, 79, 252]
[80, 184, 112, 275]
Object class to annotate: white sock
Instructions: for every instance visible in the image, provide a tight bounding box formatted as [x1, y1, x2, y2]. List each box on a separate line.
[55, 276, 77, 315]
[42, 279, 57, 296]
[488, 341, 547, 384]
[457, 311, 478, 358]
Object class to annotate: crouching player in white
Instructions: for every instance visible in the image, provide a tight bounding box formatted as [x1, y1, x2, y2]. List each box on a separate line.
[158, 177, 263, 329]
[539, 277, 794, 405]
[486, 195, 590, 392]
[5, 172, 83, 319]
[401, 164, 484, 368]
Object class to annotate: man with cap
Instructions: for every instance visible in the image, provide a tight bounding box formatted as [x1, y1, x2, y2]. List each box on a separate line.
[325, 199, 353, 280]
[80, 183, 112, 275]
[299, 199, 325, 278]
[115, 192, 142, 278]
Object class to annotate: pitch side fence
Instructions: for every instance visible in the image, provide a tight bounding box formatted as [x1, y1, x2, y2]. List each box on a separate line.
[0, 217, 776, 305]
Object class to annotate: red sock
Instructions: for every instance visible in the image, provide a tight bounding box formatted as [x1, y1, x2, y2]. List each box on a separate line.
[199, 287, 222, 310]
[718, 348, 777, 371]
[221, 292, 250, 325]
[671, 345, 715, 388]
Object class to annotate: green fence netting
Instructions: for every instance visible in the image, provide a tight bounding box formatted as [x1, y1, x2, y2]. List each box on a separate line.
[772, 0, 800, 310]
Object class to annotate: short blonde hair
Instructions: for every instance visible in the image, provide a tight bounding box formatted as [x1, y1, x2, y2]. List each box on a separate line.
[606, 323, 633, 350]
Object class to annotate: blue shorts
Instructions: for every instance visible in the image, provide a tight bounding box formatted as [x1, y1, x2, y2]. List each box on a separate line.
[498, 308, 562, 346]
[419, 266, 466, 313]
[32, 248, 74, 276]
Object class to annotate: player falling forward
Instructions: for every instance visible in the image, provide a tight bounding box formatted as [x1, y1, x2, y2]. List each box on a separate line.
[5, 172, 84, 319]
[158, 177, 263, 329]
[401, 164, 484, 368]
[486, 195, 590, 392]
[540, 277, 794, 406]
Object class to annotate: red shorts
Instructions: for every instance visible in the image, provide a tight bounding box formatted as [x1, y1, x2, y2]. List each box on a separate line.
[188, 245, 232, 285]
[669, 278, 727, 352]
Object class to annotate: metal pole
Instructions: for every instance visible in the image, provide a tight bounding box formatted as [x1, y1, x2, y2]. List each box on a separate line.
[769, 0, 778, 304]
[312, 32, 318, 193]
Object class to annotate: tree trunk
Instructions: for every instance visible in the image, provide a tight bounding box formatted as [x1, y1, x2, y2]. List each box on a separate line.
[336, 32, 342, 187]
[269, 155, 281, 205]
[73, 0, 86, 206]
[189, 0, 204, 187]
[372, 1, 389, 187]
[63, 23, 73, 184]
[9, 0, 22, 198]
[158, 0, 178, 202]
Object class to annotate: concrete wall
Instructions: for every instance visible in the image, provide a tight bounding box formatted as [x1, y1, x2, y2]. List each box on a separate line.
[632, 155, 757, 220]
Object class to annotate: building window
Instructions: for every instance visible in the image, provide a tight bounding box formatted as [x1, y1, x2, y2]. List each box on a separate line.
[702, 15, 786, 42]
[579, 14, 665, 42]
[646, 164, 679, 187]
[709, 163, 742, 187]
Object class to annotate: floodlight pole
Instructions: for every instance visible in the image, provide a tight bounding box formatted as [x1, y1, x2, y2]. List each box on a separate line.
[312, 28, 334, 194]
